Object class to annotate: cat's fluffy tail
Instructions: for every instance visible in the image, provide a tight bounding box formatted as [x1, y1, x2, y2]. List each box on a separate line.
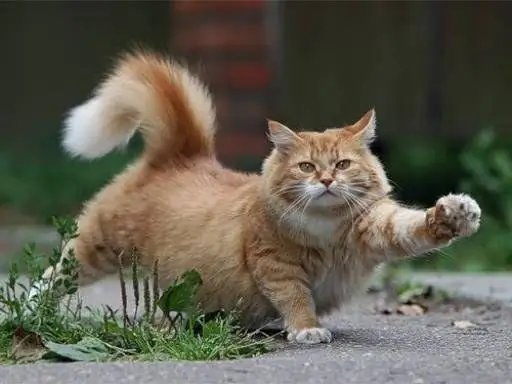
[62, 50, 216, 166]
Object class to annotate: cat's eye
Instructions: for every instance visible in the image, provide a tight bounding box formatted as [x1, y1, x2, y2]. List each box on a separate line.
[335, 159, 351, 170]
[298, 162, 316, 173]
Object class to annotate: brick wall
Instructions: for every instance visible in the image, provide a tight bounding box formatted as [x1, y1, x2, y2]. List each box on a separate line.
[171, 0, 278, 167]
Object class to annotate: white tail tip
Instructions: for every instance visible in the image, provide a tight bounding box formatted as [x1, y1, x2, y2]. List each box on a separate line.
[62, 97, 133, 159]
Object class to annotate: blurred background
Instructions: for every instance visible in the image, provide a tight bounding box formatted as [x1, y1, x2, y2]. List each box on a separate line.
[0, 1, 511, 272]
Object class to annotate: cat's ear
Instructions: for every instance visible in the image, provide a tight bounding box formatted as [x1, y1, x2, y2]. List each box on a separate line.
[346, 108, 377, 145]
[267, 120, 300, 154]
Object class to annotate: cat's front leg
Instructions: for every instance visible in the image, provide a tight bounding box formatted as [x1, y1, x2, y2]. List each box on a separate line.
[263, 278, 332, 345]
[249, 254, 332, 345]
[354, 193, 481, 261]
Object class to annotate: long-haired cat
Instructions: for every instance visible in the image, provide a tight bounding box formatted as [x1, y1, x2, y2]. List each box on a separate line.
[30, 50, 481, 344]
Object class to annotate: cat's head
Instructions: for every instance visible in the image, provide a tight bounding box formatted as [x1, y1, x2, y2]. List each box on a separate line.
[262, 109, 392, 212]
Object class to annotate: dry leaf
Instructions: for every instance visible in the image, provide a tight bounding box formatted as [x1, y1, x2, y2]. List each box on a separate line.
[11, 327, 47, 362]
[396, 304, 427, 316]
[452, 320, 477, 329]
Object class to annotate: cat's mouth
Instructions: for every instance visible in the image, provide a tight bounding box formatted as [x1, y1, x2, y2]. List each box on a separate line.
[309, 189, 343, 207]
[317, 189, 336, 198]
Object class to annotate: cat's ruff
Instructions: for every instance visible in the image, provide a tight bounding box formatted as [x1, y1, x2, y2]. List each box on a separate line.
[28, 50, 481, 344]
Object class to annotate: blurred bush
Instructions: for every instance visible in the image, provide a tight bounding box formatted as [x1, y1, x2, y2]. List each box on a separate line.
[0, 138, 142, 224]
[403, 129, 512, 271]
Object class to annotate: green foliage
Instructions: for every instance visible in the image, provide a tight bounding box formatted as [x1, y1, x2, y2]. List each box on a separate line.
[0, 143, 141, 224]
[459, 129, 512, 228]
[44, 337, 110, 362]
[406, 129, 512, 271]
[454, 129, 512, 270]
[156, 270, 203, 315]
[0, 217, 273, 364]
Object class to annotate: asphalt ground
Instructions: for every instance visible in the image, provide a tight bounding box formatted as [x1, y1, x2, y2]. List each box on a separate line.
[1, 275, 511, 384]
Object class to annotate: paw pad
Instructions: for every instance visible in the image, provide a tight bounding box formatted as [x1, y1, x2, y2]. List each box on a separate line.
[431, 193, 481, 239]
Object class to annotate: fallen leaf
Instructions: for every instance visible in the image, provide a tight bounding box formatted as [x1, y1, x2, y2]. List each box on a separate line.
[396, 304, 427, 316]
[43, 337, 110, 362]
[11, 327, 47, 362]
[452, 320, 477, 329]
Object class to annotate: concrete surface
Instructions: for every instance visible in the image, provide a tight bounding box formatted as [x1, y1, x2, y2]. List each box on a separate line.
[1, 306, 511, 384]
[0, 226, 57, 256]
[0, 273, 511, 383]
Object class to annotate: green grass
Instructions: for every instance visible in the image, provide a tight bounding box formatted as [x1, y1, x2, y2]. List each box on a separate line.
[0, 218, 274, 364]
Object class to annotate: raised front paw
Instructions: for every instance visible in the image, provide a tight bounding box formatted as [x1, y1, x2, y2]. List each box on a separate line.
[287, 327, 333, 345]
[427, 193, 481, 241]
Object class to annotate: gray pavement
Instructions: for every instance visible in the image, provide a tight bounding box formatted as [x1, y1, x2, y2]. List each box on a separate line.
[410, 272, 512, 305]
[1, 305, 511, 384]
[0, 273, 511, 383]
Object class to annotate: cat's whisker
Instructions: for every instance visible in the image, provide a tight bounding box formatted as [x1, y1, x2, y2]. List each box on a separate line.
[345, 189, 385, 209]
[274, 184, 304, 193]
[297, 195, 316, 244]
[341, 194, 356, 227]
[432, 248, 456, 261]
[278, 198, 304, 224]
[272, 185, 305, 198]
[346, 186, 383, 199]
[347, 187, 379, 196]
[298, 195, 315, 224]
[386, 177, 401, 190]
[278, 193, 310, 228]
[350, 193, 373, 211]
[346, 197, 370, 216]
[341, 188, 372, 215]
[341, 189, 380, 203]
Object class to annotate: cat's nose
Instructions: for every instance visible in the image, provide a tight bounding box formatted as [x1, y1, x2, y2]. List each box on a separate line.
[320, 178, 333, 187]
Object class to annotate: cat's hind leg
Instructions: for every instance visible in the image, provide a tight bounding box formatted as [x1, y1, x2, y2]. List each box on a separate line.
[26, 226, 123, 311]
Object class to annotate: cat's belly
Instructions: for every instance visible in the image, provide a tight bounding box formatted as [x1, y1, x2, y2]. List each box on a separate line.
[312, 254, 375, 316]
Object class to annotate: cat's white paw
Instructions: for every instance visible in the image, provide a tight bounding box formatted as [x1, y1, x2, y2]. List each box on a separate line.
[21, 279, 52, 317]
[429, 193, 481, 240]
[287, 327, 333, 344]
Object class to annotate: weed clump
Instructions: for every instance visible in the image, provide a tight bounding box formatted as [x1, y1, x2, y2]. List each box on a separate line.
[0, 217, 273, 363]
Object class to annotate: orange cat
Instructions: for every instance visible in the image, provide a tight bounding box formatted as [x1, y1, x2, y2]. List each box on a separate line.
[30, 50, 481, 344]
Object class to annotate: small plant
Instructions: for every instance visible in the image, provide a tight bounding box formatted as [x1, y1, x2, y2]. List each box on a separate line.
[0, 217, 273, 364]
[451, 129, 512, 271]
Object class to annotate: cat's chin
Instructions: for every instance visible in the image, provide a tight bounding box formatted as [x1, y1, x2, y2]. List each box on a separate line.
[310, 192, 343, 208]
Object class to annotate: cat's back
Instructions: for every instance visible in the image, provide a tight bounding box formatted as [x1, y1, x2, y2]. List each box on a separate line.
[80, 157, 260, 244]
[145, 157, 258, 211]
[96, 157, 255, 206]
